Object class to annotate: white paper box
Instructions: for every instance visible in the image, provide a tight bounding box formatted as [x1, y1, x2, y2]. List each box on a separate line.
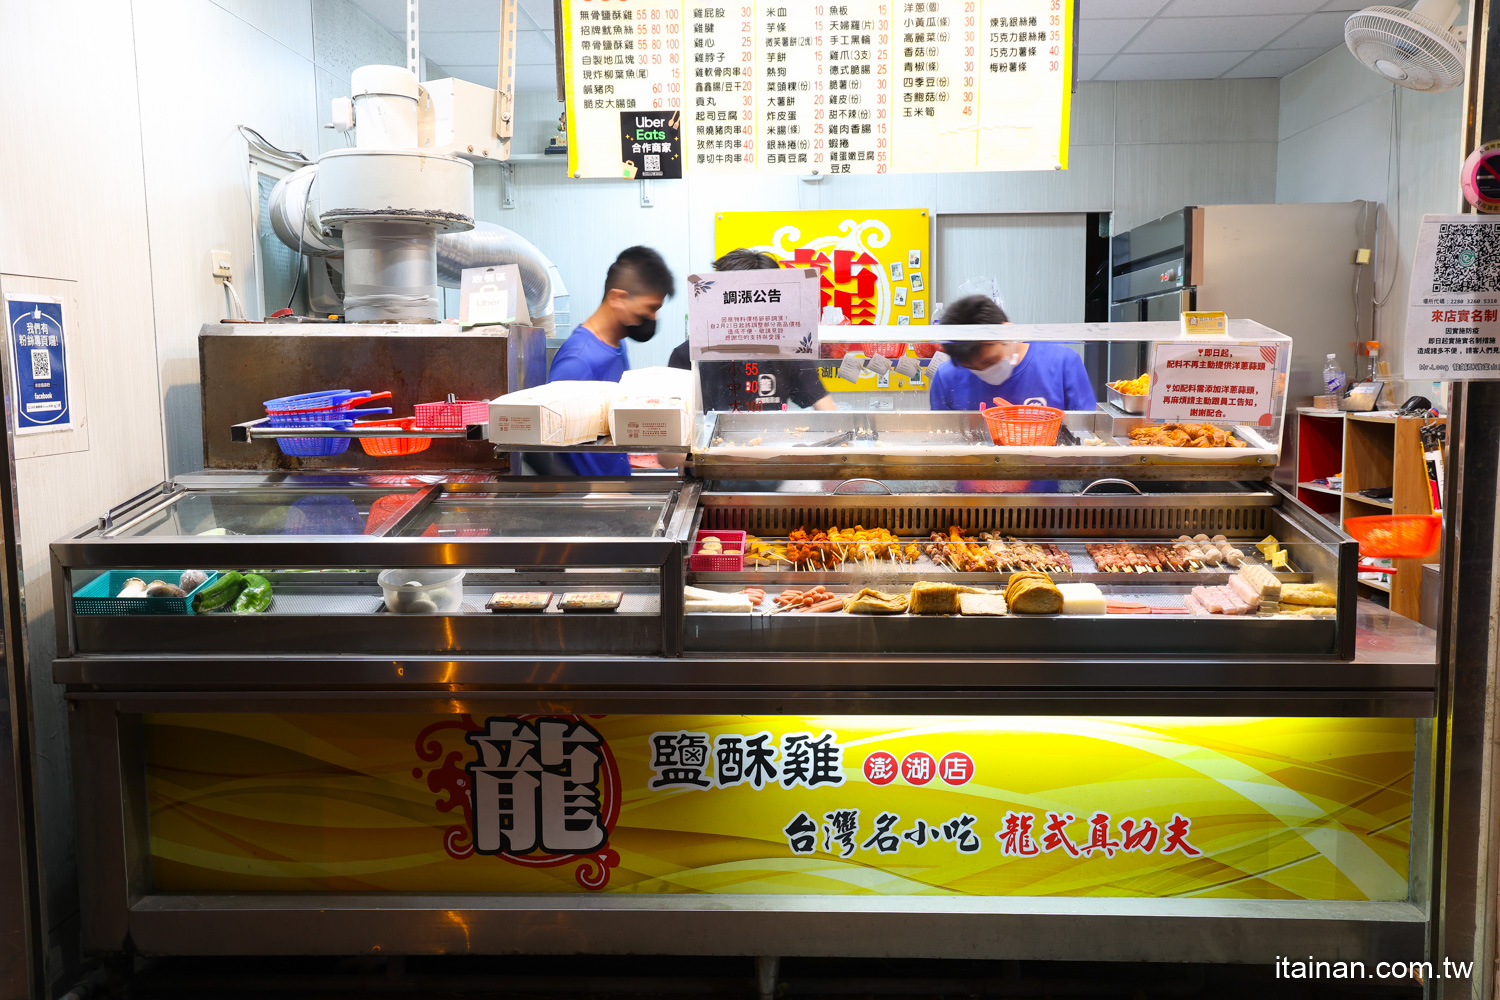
[488, 381, 613, 446]
[620, 366, 699, 414]
[609, 395, 692, 446]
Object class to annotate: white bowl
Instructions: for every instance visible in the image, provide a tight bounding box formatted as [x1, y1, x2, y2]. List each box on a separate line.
[378, 568, 466, 614]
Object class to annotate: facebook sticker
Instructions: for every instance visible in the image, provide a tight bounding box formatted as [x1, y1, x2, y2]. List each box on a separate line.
[4, 295, 71, 433]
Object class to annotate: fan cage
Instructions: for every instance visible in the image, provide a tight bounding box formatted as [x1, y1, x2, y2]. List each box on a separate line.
[1344, 6, 1465, 92]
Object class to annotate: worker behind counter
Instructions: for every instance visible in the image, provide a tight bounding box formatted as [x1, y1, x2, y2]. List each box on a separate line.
[927, 295, 1096, 412]
[546, 245, 676, 477]
[667, 249, 837, 413]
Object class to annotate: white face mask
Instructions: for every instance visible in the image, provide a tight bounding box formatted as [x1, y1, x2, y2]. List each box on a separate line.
[973, 351, 1019, 385]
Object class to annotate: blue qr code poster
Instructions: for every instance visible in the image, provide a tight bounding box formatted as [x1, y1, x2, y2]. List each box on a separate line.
[4, 295, 72, 433]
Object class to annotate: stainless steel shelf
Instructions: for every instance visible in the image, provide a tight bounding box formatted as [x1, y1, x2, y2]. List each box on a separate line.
[232, 417, 485, 442]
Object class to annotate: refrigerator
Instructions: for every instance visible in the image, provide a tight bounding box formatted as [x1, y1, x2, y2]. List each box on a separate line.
[1104, 203, 1378, 486]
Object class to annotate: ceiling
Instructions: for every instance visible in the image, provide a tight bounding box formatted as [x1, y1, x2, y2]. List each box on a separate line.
[347, 0, 1381, 93]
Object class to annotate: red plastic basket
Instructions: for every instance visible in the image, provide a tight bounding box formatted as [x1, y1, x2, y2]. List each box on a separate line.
[979, 400, 1065, 447]
[689, 529, 747, 572]
[415, 398, 489, 430]
[354, 418, 432, 457]
[853, 342, 907, 359]
[1344, 515, 1442, 560]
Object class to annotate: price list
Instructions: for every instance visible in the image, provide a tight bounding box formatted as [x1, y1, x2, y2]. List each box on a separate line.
[565, 0, 685, 178]
[687, 5, 756, 171]
[563, 0, 1072, 177]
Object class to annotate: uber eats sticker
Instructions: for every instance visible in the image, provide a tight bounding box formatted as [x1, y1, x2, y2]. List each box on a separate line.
[620, 111, 681, 179]
[4, 295, 72, 434]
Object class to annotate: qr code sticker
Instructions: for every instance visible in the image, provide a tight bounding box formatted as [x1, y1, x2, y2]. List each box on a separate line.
[1432, 223, 1500, 292]
[29, 349, 49, 380]
[644, 154, 660, 173]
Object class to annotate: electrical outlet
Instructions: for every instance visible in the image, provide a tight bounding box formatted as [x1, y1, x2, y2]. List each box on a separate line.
[212, 251, 233, 279]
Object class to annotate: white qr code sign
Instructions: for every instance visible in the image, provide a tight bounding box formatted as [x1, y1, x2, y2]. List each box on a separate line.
[1406, 214, 1500, 379]
[29, 349, 49, 380]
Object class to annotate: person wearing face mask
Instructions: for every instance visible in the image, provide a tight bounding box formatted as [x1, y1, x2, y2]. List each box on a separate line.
[547, 245, 676, 476]
[927, 294, 1096, 412]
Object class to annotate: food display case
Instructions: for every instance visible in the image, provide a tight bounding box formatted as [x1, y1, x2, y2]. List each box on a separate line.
[52, 318, 1438, 970]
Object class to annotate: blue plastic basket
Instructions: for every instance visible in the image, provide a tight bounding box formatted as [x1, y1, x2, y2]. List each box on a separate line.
[264, 389, 363, 413]
[277, 420, 355, 457]
[74, 570, 220, 616]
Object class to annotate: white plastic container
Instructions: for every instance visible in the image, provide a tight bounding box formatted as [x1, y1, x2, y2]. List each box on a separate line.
[378, 568, 466, 614]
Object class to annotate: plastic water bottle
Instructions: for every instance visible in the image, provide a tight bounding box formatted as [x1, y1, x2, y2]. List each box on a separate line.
[1323, 354, 1346, 396]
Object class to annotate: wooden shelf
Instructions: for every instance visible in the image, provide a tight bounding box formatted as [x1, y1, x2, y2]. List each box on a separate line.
[1346, 493, 1395, 509]
[1297, 410, 1446, 622]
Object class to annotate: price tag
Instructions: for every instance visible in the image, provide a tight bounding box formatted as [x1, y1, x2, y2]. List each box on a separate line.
[894, 354, 922, 379]
[865, 353, 893, 376]
[837, 354, 867, 384]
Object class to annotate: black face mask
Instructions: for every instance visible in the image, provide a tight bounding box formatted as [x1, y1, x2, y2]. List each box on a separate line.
[622, 317, 657, 342]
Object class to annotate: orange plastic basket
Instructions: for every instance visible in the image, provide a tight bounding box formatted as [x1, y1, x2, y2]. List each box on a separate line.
[1344, 515, 1442, 560]
[979, 400, 1065, 447]
[354, 418, 431, 457]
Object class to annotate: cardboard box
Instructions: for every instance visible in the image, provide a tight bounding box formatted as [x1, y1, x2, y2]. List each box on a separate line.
[609, 395, 692, 447]
[488, 382, 612, 446]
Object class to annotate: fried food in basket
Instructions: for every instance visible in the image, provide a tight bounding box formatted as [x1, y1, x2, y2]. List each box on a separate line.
[1128, 423, 1247, 448]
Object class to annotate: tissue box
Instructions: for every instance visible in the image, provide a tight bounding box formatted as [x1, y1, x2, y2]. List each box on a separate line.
[488, 381, 612, 446]
[610, 394, 692, 446]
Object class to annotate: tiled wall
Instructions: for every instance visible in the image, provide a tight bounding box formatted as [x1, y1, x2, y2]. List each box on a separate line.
[1276, 44, 1465, 386]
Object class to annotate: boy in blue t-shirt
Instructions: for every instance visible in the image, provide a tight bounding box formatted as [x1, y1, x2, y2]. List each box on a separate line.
[547, 246, 676, 476]
[927, 295, 1096, 412]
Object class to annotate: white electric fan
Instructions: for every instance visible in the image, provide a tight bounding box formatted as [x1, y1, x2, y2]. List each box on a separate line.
[1345, 0, 1467, 92]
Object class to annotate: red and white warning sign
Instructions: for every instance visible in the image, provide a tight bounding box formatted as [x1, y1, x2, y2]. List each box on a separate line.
[1148, 343, 1278, 426]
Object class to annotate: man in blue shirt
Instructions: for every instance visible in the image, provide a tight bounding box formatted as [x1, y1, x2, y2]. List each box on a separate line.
[927, 295, 1096, 411]
[548, 246, 676, 476]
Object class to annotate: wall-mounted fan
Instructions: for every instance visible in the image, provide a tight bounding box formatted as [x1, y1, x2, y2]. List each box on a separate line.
[1345, 0, 1467, 92]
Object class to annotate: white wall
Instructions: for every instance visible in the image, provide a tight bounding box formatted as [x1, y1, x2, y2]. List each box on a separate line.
[0, 0, 169, 982]
[496, 79, 1280, 368]
[0, 0, 440, 982]
[1277, 44, 1465, 386]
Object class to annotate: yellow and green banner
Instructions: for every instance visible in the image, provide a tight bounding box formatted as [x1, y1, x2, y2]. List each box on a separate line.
[146, 714, 1414, 900]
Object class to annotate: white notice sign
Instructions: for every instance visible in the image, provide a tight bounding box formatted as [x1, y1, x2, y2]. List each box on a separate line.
[1148, 342, 1279, 426]
[1405, 214, 1500, 380]
[459, 264, 530, 328]
[687, 268, 821, 362]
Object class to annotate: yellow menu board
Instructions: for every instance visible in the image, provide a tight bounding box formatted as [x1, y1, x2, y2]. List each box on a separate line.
[562, 0, 1074, 178]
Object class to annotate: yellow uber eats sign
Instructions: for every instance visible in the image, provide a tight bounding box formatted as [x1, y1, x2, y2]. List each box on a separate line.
[147, 714, 1413, 900]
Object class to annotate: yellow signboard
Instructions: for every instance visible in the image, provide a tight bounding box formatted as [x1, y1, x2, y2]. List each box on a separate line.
[717, 208, 933, 393]
[147, 714, 1414, 900]
[561, 0, 1074, 178]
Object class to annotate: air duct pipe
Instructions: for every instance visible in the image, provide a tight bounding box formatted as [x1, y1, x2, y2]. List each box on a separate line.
[436, 222, 557, 334]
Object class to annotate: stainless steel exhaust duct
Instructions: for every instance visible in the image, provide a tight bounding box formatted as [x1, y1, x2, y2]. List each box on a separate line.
[436, 221, 556, 328]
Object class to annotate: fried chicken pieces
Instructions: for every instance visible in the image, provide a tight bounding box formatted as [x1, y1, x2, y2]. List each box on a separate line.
[1128, 423, 1246, 448]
